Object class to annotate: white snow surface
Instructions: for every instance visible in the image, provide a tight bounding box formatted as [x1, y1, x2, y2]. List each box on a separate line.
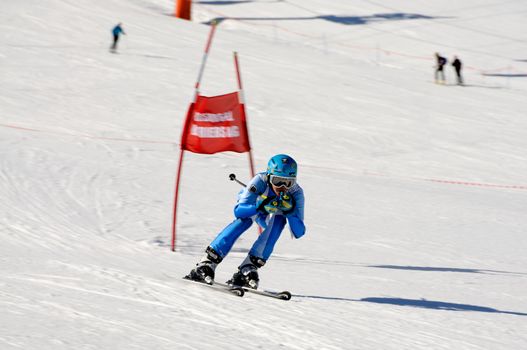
[1, 0, 527, 349]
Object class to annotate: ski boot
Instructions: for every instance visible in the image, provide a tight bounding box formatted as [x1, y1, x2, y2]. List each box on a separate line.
[227, 255, 266, 289]
[185, 247, 222, 284]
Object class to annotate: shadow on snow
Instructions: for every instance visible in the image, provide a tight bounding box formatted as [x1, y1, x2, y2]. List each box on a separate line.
[482, 73, 527, 78]
[291, 295, 527, 316]
[196, 0, 254, 5]
[360, 297, 527, 316]
[368, 264, 526, 276]
[203, 13, 450, 26]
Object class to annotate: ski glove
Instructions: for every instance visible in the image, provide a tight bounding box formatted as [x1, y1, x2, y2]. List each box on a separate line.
[278, 194, 294, 213]
[257, 194, 294, 215]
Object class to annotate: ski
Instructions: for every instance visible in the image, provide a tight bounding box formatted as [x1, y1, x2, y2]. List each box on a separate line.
[241, 287, 292, 301]
[217, 281, 291, 301]
[182, 276, 245, 297]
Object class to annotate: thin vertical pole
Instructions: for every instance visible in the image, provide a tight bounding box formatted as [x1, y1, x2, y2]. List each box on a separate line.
[193, 21, 217, 102]
[233, 52, 244, 94]
[171, 149, 185, 251]
[233, 51, 255, 177]
[234, 52, 259, 233]
[248, 152, 256, 178]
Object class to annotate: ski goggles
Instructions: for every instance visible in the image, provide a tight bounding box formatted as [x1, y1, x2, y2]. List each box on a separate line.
[269, 175, 296, 189]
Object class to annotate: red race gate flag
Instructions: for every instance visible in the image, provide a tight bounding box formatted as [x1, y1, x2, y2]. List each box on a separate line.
[171, 23, 256, 252]
[180, 92, 251, 154]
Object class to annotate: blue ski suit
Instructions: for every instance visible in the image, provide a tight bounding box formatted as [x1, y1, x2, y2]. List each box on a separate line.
[209, 172, 305, 262]
[112, 25, 124, 36]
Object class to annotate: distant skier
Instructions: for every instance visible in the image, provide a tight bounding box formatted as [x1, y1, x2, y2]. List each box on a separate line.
[434, 52, 447, 84]
[186, 154, 306, 289]
[451, 55, 463, 85]
[110, 23, 126, 52]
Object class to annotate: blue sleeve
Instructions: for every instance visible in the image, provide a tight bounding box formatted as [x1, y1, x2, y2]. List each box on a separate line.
[288, 216, 305, 238]
[233, 174, 267, 218]
[285, 185, 305, 238]
[234, 203, 258, 218]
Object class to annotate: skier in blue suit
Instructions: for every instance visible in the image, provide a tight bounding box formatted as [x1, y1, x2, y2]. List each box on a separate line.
[110, 23, 125, 52]
[186, 154, 306, 289]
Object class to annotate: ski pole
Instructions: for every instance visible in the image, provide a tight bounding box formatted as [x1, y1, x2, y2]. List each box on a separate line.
[229, 173, 270, 201]
[229, 173, 247, 187]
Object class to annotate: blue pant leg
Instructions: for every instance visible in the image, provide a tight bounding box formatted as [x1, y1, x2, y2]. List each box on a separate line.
[210, 217, 253, 257]
[249, 215, 286, 260]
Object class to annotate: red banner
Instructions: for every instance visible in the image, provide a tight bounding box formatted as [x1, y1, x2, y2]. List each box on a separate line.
[180, 92, 251, 154]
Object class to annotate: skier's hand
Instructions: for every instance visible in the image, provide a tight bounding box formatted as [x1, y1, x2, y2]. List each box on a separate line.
[256, 196, 283, 214]
[257, 194, 294, 215]
[262, 198, 281, 214]
[256, 196, 271, 213]
[278, 194, 294, 213]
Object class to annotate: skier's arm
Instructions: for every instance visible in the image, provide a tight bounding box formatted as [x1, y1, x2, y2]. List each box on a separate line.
[233, 174, 266, 218]
[287, 215, 305, 238]
[285, 186, 305, 239]
[234, 202, 258, 218]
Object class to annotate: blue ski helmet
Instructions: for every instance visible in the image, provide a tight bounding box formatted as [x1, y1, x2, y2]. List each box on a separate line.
[267, 154, 297, 178]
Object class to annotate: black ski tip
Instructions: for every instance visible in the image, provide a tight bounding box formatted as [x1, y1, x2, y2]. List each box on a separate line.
[231, 288, 245, 297]
[278, 291, 292, 300]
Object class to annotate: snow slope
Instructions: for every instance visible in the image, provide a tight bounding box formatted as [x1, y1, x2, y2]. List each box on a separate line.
[1, 0, 526, 349]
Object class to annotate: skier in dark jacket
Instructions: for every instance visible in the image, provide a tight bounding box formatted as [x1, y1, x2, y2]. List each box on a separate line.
[435, 52, 447, 84]
[451, 56, 463, 85]
[110, 23, 126, 52]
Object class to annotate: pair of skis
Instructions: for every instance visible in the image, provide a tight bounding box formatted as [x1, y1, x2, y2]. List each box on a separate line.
[183, 276, 292, 300]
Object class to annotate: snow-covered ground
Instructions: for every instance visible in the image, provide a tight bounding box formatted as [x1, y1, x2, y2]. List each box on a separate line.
[1, 0, 526, 349]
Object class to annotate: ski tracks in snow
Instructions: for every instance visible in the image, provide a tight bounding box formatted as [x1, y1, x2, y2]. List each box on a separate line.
[2, 261, 345, 350]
